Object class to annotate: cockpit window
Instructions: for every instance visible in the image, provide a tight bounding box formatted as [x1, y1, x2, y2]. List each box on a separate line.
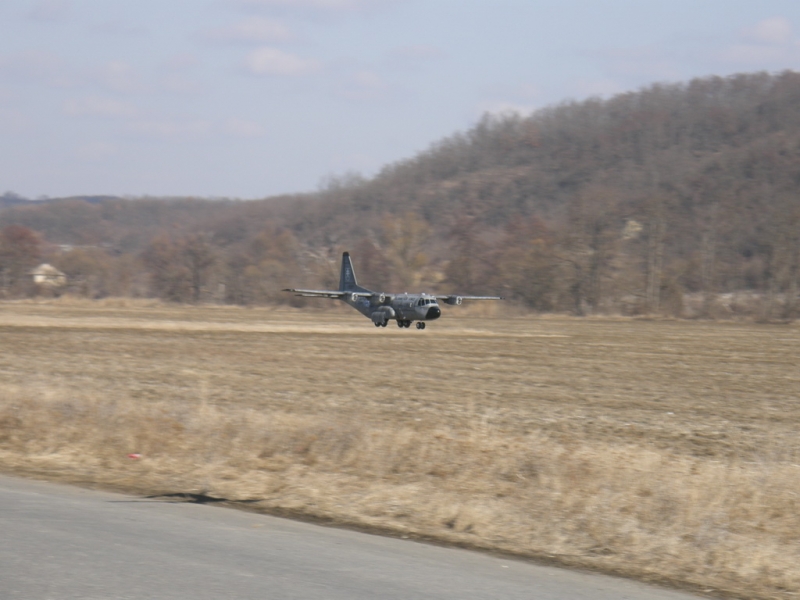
[417, 299, 424, 306]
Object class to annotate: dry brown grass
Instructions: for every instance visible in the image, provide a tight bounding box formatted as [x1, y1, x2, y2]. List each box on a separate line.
[1, 302, 799, 598]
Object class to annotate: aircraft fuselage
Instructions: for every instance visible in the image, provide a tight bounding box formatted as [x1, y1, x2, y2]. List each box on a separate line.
[346, 292, 441, 327]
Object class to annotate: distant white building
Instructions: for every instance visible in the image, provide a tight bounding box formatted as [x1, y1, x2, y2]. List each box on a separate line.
[30, 264, 67, 288]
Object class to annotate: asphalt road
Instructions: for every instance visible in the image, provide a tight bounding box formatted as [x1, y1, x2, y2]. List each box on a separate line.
[0, 474, 701, 600]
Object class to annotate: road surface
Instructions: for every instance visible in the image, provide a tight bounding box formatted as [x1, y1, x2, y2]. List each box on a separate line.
[0, 474, 701, 600]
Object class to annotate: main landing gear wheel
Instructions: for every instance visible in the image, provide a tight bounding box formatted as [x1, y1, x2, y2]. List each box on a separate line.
[415, 322, 426, 330]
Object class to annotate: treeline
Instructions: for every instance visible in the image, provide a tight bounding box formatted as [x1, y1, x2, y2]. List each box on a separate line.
[2, 71, 800, 318]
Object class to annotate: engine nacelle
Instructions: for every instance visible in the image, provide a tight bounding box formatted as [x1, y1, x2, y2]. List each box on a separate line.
[371, 306, 396, 324]
[373, 293, 386, 304]
[445, 296, 463, 306]
[350, 293, 359, 302]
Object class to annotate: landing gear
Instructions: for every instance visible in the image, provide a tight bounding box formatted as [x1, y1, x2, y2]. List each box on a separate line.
[390, 319, 424, 329]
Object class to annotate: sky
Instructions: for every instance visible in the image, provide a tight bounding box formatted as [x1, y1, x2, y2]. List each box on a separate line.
[3, 0, 800, 199]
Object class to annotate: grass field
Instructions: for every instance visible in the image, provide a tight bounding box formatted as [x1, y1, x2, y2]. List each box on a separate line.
[1, 300, 799, 598]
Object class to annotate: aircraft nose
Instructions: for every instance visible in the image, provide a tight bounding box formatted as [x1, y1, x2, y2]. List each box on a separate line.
[426, 306, 441, 320]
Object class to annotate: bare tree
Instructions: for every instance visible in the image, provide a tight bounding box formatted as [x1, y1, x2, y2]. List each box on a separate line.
[642, 196, 667, 314]
[142, 236, 191, 302]
[494, 217, 556, 310]
[760, 194, 800, 320]
[699, 203, 719, 318]
[557, 186, 620, 314]
[380, 212, 431, 290]
[181, 235, 215, 303]
[0, 225, 42, 297]
[445, 216, 490, 295]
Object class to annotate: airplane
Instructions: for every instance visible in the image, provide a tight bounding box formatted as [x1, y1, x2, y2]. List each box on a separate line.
[283, 252, 503, 330]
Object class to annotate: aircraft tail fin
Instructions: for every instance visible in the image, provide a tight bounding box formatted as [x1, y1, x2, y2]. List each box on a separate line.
[339, 252, 358, 291]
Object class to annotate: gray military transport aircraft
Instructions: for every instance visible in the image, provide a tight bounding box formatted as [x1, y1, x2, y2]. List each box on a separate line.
[284, 252, 503, 330]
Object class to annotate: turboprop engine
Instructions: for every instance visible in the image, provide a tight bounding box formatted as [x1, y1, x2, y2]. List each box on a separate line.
[444, 296, 463, 305]
[371, 306, 396, 326]
[372, 293, 386, 305]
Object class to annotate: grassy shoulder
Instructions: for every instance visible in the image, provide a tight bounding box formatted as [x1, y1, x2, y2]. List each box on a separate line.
[1, 303, 799, 598]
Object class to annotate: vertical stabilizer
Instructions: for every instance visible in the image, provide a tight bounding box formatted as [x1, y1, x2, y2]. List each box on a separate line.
[339, 252, 358, 291]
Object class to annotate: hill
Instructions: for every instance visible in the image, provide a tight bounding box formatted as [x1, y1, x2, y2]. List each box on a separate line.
[1, 71, 799, 317]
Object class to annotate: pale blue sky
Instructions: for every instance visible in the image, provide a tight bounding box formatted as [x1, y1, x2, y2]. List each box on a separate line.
[3, 0, 800, 198]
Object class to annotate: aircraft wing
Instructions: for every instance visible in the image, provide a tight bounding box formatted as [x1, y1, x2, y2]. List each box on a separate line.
[282, 288, 372, 299]
[434, 294, 505, 304]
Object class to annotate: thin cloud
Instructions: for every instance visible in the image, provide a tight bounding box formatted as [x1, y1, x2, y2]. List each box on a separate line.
[27, 0, 71, 22]
[245, 47, 320, 76]
[204, 17, 292, 44]
[389, 45, 444, 62]
[594, 46, 683, 81]
[337, 70, 388, 100]
[126, 119, 213, 139]
[64, 96, 138, 119]
[0, 107, 29, 133]
[126, 117, 265, 140]
[75, 141, 118, 161]
[163, 54, 200, 72]
[231, 0, 405, 15]
[94, 61, 145, 94]
[90, 19, 149, 37]
[586, 17, 800, 94]
[719, 44, 792, 65]
[0, 51, 63, 82]
[745, 17, 793, 45]
[385, 44, 444, 69]
[159, 74, 203, 95]
[478, 101, 536, 118]
[223, 118, 267, 138]
[717, 17, 800, 67]
[235, 0, 367, 10]
[325, 152, 380, 176]
[158, 54, 203, 94]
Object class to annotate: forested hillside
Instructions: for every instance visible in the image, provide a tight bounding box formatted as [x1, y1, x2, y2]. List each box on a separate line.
[2, 71, 800, 318]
